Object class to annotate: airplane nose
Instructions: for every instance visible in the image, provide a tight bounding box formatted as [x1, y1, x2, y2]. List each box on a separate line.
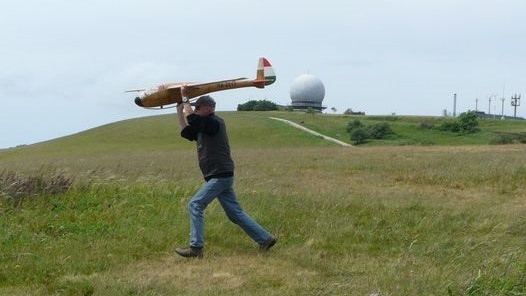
[134, 97, 144, 107]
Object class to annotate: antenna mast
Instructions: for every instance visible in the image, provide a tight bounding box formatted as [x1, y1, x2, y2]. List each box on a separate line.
[511, 94, 521, 118]
[453, 93, 457, 117]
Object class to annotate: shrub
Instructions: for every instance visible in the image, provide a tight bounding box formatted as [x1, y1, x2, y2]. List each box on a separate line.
[237, 100, 278, 111]
[350, 128, 369, 144]
[368, 122, 394, 139]
[458, 111, 480, 133]
[346, 120, 365, 133]
[436, 120, 461, 132]
[489, 134, 515, 145]
[346, 120, 395, 145]
[436, 111, 479, 134]
[489, 132, 526, 145]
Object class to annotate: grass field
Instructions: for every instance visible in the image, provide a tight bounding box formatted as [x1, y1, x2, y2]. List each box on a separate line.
[1, 112, 525, 295]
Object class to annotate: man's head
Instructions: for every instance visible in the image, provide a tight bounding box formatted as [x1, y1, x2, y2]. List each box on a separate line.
[192, 95, 216, 115]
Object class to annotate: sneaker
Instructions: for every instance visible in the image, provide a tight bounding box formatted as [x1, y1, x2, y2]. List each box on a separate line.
[259, 236, 277, 252]
[175, 246, 203, 258]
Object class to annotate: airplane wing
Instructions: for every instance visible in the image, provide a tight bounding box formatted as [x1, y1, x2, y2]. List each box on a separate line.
[162, 77, 249, 101]
[165, 77, 248, 91]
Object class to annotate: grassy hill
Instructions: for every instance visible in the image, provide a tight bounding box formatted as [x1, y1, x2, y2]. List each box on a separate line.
[1, 112, 525, 295]
[263, 111, 526, 146]
[2, 112, 525, 160]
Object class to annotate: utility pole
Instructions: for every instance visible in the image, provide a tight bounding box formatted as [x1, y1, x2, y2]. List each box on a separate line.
[453, 93, 457, 117]
[501, 97, 505, 119]
[501, 82, 506, 119]
[511, 94, 521, 118]
[488, 95, 492, 115]
[475, 98, 478, 111]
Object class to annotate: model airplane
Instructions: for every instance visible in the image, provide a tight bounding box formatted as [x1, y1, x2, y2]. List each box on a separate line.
[129, 57, 276, 109]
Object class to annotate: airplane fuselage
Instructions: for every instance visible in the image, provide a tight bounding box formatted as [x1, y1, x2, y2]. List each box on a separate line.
[134, 78, 265, 108]
[132, 57, 276, 108]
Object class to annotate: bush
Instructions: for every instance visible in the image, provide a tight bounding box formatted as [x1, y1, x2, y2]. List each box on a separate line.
[436, 121, 461, 133]
[346, 120, 395, 145]
[489, 132, 526, 145]
[458, 111, 480, 133]
[350, 128, 369, 145]
[346, 120, 365, 133]
[436, 111, 479, 134]
[489, 134, 515, 145]
[368, 122, 394, 139]
[237, 100, 278, 111]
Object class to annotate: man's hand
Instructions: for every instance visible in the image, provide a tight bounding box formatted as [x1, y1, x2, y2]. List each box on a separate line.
[176, 103, 184, 112]
[181, 85, 190, 103]
[179, 84, 195, 117]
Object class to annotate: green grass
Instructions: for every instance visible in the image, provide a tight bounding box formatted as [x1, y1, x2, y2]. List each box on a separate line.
[1, 112, 525, 295]
[259, 111, 526, 146]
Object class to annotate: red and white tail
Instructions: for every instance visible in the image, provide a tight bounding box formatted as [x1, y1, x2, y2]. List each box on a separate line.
[256, 57, 276, 86]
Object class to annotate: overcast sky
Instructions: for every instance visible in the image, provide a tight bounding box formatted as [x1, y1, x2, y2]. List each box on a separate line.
[1, 0, 525, 148]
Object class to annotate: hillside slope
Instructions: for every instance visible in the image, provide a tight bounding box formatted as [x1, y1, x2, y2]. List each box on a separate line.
[0, 112, 337, 166]
[2, 111, 526, 164]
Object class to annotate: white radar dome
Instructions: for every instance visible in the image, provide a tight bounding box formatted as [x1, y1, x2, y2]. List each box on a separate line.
[290, 74, 325, 110]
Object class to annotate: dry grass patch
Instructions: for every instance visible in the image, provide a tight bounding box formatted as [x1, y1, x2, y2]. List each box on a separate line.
[52, 253, 322, 295]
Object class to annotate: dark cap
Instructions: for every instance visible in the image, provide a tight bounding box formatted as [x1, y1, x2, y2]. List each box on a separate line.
[191, 95, 216, 107]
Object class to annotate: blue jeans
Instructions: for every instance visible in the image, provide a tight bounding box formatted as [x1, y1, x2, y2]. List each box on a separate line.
[188, 176, 272, 248]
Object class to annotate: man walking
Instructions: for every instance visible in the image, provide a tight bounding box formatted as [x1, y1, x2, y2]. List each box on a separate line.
[175, 87, 276, 258]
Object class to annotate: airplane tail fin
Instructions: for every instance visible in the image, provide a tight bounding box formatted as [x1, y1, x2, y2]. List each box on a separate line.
[255, 57, 276, 88]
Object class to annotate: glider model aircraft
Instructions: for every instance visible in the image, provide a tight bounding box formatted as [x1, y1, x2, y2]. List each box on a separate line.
[129, 57, 276, 109]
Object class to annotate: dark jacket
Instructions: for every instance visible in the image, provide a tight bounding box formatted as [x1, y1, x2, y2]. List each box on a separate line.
[181, 113, 234, 180]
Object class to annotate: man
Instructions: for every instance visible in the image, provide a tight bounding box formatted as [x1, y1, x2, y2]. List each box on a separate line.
[175, 87, 276, 258]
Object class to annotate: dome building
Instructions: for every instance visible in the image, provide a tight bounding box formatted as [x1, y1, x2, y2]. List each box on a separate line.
[289, 74, 326, 111]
